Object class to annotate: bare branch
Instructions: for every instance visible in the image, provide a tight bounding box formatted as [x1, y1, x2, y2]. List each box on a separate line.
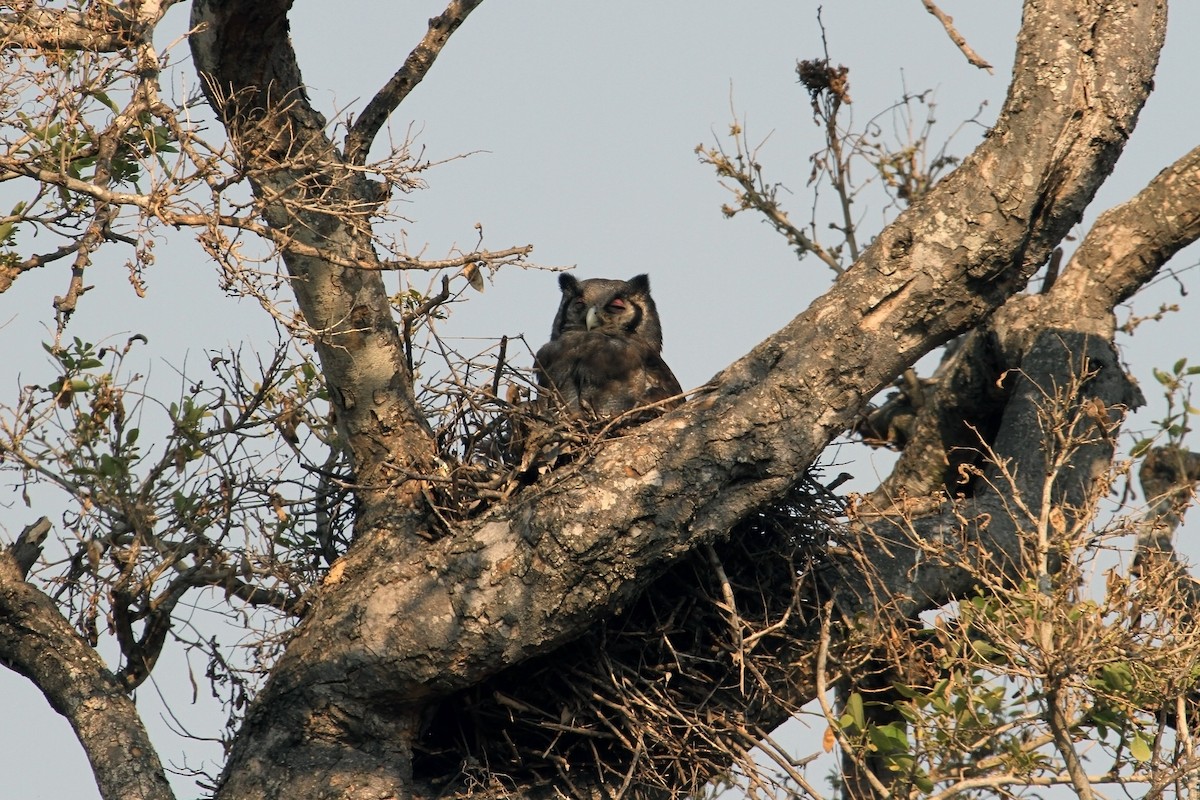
[1047, 687, 1096, 800]
[0, 240, 88, 294]
[1055, 144, 1200, 325]
[920, 0, 994, 73]
[697, 133, 845, 274]
[344, 0, 485, 165]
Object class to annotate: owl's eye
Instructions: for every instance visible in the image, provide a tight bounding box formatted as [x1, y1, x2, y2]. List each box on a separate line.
[571, 298, 585, 308]
[606, 298, 627, 311]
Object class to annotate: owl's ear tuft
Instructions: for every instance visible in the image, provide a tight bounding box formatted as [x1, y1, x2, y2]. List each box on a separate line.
[627, 274, 650, 293]
[558, 273, 581, 295]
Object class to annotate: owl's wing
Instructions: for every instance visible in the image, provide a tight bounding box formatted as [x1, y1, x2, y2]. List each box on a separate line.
[638, 349, 684, 411]
[533, 336, 579, 412]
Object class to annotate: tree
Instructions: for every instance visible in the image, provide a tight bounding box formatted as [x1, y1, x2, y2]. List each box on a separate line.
[1, 1, 1199, 799]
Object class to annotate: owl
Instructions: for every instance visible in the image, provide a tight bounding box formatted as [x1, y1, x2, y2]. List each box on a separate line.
[534, 273, 683, 420]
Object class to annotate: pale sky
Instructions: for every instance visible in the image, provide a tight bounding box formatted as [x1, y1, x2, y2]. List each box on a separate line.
[3, 3, 1199, 798]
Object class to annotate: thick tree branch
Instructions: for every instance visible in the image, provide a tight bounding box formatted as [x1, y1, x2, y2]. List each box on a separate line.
[7, 516, 49, 577]
[0, 1, 180, 52]
[832, 330, 1137, 626]
[1133, 446, 1200, 612]
[866, 143, 1200, 506]
[0, 6, 138, 52]
[344, 0, 484, 166]
[0, 550, 174, 800]
[295, 0, 1166, 697]
[1054, 144, 1200, 324]
[209, 2, 1168, 797]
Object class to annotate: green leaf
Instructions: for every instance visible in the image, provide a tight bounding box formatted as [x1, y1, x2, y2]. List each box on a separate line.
[970, 639, 1003, 660]
[847, 692, 865, 732]
[1090, 707, 1122, 732]
[1099, 662, 1134, 693]
[1131, 438, 1154, 457]
[93, 91, 120, 114]
[1129, 732, 1152, 763]
[868, 723, 909, 754]
[98, 453, 119, 477]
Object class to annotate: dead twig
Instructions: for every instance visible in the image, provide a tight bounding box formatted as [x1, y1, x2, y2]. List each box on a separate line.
[920, 0, 994, 73]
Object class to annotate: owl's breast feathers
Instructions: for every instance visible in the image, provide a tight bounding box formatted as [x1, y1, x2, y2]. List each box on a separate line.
[535, 330, 683, 418]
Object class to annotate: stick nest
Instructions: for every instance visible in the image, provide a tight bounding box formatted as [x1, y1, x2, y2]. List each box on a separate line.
[412, 478, 841, 798]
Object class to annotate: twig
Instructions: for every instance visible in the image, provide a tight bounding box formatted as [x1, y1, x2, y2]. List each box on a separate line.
[704, 543, 745, 693]
[1040, 247, 1063, 294]
[920, 0, 994, 73]
[698, 134, 845, 275]
[1045, 688, 1096, 800]
[491, 335, 508, 398]
[614, 740, 644, 799]
[748, 729, 827, 800]
[402, 275, 452, 375]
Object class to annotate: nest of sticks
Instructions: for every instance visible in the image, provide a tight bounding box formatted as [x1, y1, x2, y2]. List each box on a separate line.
[412, 480, 840, 797]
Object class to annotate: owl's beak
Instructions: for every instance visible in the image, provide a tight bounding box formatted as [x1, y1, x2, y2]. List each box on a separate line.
[585, 306, 600, 331]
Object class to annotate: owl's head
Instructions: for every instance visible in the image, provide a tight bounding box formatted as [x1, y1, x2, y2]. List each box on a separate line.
[550, 273, 664, 352]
